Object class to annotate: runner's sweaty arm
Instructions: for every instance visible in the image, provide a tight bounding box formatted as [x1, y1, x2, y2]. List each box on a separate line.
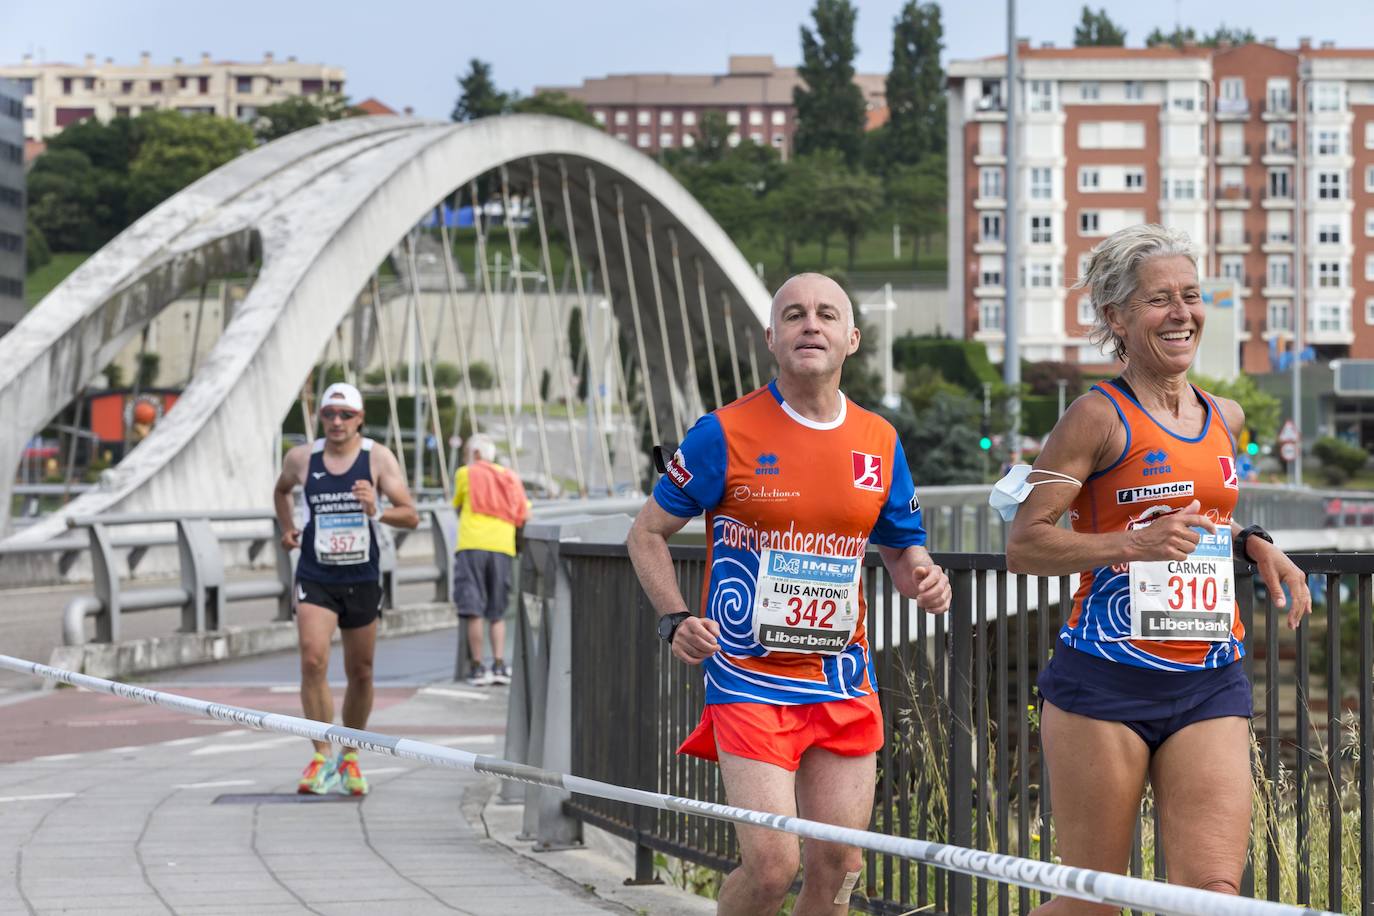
[627, 500, 721, 665]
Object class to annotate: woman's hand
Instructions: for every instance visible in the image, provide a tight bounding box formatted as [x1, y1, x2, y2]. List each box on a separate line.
[1125, 500, 1217, 562]
[1248, 539, 1313, 630]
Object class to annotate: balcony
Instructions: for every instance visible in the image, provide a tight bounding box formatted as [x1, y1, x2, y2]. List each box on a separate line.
[973, 146, 1006, 165]
[1262, 140, 1296, 164]
[973, 95, 1006, 120]
[1215, 228, 1251, 252]
[971, 230, 1005, 255]
[1215, 140, 1250, 164]
[1215, 97, 1251, 120]
[1262, 230, 1295, 253]
[1216, 185, 1252, 208]
[1263, 99, 1295, 120]
[1263, 187, 1295, 208]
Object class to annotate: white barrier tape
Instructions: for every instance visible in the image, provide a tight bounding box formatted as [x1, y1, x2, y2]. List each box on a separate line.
[0, 655, 1333, 916]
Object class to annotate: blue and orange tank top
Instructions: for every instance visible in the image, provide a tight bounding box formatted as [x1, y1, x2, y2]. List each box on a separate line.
[653, 381, 927, 706]
[1062, 379, 1243, 670]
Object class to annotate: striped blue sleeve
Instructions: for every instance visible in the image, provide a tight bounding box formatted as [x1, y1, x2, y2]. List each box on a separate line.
[870, 437, 927, 548]
[651, 413, 727, 517]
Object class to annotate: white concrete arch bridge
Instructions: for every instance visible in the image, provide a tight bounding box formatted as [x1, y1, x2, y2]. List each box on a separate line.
[0, 114, 774, 542]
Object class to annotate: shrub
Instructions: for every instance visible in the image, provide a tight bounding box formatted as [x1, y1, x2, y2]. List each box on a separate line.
[1313, 436, 1368, 485]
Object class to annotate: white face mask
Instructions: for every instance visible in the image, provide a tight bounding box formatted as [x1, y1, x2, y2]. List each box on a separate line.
[988, 465, 1082, 522]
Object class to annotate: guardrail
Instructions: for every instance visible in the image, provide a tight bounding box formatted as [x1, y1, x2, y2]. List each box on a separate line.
[507, 519, 1373, 914]
[60, 505, 457, 646]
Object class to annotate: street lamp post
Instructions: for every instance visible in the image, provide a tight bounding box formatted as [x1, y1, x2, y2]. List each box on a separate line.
[1004, 0, 1021, 464]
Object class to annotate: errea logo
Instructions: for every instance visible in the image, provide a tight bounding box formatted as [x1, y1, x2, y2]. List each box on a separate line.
[755, 453, 780, 475]
[1142, 449, 1172, 477]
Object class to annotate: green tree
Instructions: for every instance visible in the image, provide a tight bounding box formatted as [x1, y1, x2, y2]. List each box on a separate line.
[1205, 25, 1257, 45]
[1145, 25, 1198, 48]
[26, 147, 102, 250]
[126, 111, 254, 218]
[885, 155, 945, 262]
[433, 361, 462, 389]
[887, 389, 990, 484]
[1074, 6, 1127, 46]
[25, 216, 51, 274]
[466, 361, 495, 391]
[1189, 371, 1280, 443]
[136, 351, 161, 388]
[793, 0, 867, 166]
[883, 1, 945, 169]
[1146, 24, 1254, 48]
[451, 59, 509, 122]
[509, 91, 596, 126]
[670, 142, 785, 249]
[254, 92, 358, 143]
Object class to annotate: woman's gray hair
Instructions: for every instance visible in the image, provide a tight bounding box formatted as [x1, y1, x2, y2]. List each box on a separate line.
[466, 433, 496, 463]
[1073, 224, 1198, 361]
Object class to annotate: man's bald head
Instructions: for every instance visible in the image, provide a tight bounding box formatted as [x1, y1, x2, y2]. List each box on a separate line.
[769, 273, 855, 334]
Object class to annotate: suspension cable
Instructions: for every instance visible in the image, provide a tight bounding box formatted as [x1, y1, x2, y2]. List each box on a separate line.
[403, 231, 452, 501]
[612, 185, 660, 449]
[468, 180, 521, 472]
[436, 208, 482, 441]
[368, 273, 408, 482]
[640, 205, 685, 442]
[693, 258, 722, 408]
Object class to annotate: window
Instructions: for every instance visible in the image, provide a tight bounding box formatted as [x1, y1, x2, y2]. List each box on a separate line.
[772, 133, 785, 147]
[1220, 166, 1245, 190]
[1318, 171, 1344, 200]
[1367, 165, 1374, 192]
[1078, 121, 1145, 149]
[1029, 167, 1052, 199]
[150, 79, 163, 93]
[749, 131, 763, 144]
[1267, 78, 1292, 113]
[1221, 78, 1245, 101]
[1027, 261, 1055, 288]
[1124, 168, 1145, 190]
[980, 213, 1003, 242]
[1077, 253, 1092, 279]
[1313, 302, 1347, 334]
[115, 105, 131, 118]
[198, 76, 210, 95]
[1077, 297, 1096, 324]
[1317, 260, 1343, 288]
[979, 300, 1004, 333]
[1030, 215, 1053, 244]
[1314, 129, 1342, 155]
[1268, 300, 1292, 332]
[615, 132, 629, 142]
[1367, 122, 1374, 149]
[1269, 168, 1291, 198]
[743, 110, 759, 126]
[1317, 222, 1342, 244]
[727, 132, 741, 147]
[980, 265, 1003, 288]
[235, 76, 252, 94]
[1221, 256, 1245, 284]
[660, 132, 674, 148]
[682, 132, 696, 148]
[1268, 123, 1292, 154]
[726, 111, 741, 126]
[614, 110, 628, 125]
[980, 167, 1004, 199]
[1172, 178, 1197, 200]
[83, 76, 95, 91]
[978, 122, 1004, 156]
[1367, 209, 1374, 237]
[771, 110, 786, 126]
[593, 110, 606, 125]
[61, 77, 72, 95]
[682, 111, 697, 126]
[637, 110, 651, 126]
[1367, 298, 1374, 325]
[1079, 211, 1101, 235]
[1079, 167, 1101, 191]
[1080, 82, 1100, 101]
[1312, 82, 1343, 113]
[660, 111, 674, 125]
[1267, 256, 1292, 288]
[637, 132, 650, 147]
[300, 78, 322, 94]
[1366, 256, 1374, 283]
[1028, 80, 1054, 113]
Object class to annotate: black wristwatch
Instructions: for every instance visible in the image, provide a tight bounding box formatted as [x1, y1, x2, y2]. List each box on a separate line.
[657, 611, 692, 644]
[1235, 525, 1274, 561]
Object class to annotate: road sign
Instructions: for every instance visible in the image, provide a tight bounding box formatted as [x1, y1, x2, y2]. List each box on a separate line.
[1280, 442, 1298, 463]
[1278, 419, 1300, 444]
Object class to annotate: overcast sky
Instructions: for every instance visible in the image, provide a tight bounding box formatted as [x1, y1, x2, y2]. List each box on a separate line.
[3, 0, 1370, 119]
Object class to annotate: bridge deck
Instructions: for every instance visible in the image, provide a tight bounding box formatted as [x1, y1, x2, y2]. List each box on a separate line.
[0, 631, 709, 915]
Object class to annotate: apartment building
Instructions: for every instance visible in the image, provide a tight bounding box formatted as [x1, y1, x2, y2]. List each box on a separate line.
[0, 52, 345, 141]
[0, 79, 23, 335]
[538, 54, 887, 159]
[947, 39, 1374, 374]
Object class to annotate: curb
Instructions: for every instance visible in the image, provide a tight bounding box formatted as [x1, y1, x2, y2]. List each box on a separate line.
[46, 602, 457, 680]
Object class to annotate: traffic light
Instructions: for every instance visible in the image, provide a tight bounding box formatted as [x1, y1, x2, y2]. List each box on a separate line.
[979, 417, 991, 451]
[979, 435, 992, 450]
[1246, 441, 1259, 456]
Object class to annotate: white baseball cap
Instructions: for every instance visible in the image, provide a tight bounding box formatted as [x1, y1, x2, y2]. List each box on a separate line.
[319, 382, 364, 413]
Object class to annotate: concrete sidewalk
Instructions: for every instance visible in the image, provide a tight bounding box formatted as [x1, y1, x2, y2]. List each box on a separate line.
[0, 633, 714, 915]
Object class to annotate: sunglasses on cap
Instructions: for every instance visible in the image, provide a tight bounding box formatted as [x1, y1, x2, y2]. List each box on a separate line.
[320, 409, 359, 421]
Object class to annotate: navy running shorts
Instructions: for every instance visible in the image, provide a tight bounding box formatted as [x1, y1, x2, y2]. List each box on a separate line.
[1037, 644, 1252, 754]
[294, 577, 383, 630]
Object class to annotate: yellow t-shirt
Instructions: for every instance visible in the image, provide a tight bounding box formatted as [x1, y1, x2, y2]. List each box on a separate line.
[453, 464, 524, 556]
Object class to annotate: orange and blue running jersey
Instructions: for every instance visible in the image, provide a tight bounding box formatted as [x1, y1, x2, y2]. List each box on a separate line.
[653, 381, 926, 706]
[1062, 379, 1243, 670]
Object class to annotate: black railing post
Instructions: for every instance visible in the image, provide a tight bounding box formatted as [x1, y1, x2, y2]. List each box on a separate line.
[948, 566, 976, 914]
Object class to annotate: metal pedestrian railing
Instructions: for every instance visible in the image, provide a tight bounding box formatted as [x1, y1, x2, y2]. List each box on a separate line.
[553, 540, 1373, 915]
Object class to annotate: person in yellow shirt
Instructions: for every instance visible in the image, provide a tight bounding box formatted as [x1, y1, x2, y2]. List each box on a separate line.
[452, 434, 529, 686]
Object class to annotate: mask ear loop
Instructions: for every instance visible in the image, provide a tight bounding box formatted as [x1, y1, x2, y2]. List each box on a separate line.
[1025, 469, 1082, 489]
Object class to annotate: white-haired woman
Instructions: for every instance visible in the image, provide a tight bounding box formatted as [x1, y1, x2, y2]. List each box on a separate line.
[998, 224, 1311, 911]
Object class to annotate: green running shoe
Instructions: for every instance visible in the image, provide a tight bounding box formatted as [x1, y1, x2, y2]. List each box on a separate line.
[336, 751, 369, 796]
[297, 752, 341, 795]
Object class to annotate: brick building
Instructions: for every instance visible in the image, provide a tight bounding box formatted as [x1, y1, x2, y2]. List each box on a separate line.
[947, 39, 1374, 375]
[538, 54, 887, 160]
[0, 52, 345, 141]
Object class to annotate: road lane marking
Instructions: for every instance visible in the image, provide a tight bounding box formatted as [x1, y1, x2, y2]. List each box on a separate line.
[33, 753, 80, 762]
[190, 736, 298, 756]
[0, 793, 76, 803]
[419, 686, 490, 701]
[175, 779, 257, 789]
[160, 737, 204, 747]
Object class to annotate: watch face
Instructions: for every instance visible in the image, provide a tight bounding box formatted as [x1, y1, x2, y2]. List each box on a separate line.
[658, 615, 675, 640]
